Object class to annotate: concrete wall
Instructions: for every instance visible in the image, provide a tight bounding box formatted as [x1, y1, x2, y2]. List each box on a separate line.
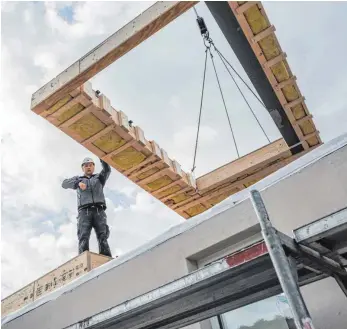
[3, 141, 347, 329]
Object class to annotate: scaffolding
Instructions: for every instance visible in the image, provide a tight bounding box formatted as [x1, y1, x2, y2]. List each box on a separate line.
[58, 190, 347, 329]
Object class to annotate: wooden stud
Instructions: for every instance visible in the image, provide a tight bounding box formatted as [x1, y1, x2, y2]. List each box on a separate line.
[236, 1, 260, 15]
[263, 52, 287, 69]
[160, 186, 195, 202]
[274, 76, 297, 91]
[101, 139, 137, 162]
[152, 180, 185, 197]
[302, 131, 320, 141]
[135, 127, 147, 146]
[294, 114, 313, 125]
[82, 124, 116, 146]
[251, 25, 276, 43]
[122, 154, 157, 177]
[284, 96, 305, 110]
[129, 161, 163, 180]
[137, 167, 173, 186]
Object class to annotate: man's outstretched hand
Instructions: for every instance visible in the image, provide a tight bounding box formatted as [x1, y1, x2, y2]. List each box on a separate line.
[79, 182, 87, 190]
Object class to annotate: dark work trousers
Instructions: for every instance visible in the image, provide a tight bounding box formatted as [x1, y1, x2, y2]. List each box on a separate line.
[77, 207, 112, 257]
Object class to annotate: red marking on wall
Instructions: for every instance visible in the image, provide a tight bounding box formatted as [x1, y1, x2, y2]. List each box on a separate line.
[226, 241, 268, 268]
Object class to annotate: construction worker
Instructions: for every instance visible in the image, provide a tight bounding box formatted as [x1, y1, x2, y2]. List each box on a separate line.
[62, 157, 112, 257]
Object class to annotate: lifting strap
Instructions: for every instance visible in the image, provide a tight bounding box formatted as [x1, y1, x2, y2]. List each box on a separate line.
[191, 7, 271, 173]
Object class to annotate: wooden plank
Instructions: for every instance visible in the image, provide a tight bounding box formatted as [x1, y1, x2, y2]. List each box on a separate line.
[263, 52, 287, 69]
[129, 160, 166, 180]
[102, 140, 137, 162]
[251, 25, 275, 43]
[284, 96, 305, 110]
[82, 124, 117, 146]
[181, 147, 314, 217]
[274, 76, 297, 91]
[123, 154, 157, 176]
[31, 1, 197, 114]
[294, 114, 313, 125]
[196, 139, 289, 193]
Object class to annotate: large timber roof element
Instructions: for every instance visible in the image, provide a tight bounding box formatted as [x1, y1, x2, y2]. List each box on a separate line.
[30, 1, 322, 219]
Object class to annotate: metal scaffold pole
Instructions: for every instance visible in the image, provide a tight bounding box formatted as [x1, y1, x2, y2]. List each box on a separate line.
[250, 190, 316, 329]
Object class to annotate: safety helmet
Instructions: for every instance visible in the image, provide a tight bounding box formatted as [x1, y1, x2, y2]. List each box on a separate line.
[81, 157, 95, 167]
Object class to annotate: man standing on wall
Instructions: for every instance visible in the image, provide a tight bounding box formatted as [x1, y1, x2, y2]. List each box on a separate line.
[62, 157, 112, 257]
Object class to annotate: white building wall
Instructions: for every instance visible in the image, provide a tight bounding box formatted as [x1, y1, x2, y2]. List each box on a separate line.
[2, 136, 347, 329]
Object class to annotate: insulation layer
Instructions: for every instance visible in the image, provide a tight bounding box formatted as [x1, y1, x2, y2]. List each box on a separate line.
[231, 1, 322, 149]
[34, 81, 314, 219]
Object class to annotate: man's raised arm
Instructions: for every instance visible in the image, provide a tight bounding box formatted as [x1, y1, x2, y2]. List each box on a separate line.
[98, 159, 111, 186]
[62, 176, 81, 189]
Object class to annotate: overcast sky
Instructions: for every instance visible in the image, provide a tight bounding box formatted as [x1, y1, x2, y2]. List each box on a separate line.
[1, 0, 347, 311]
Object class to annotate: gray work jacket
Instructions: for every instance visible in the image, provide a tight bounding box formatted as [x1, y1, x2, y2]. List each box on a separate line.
[62, 160, 111, 210]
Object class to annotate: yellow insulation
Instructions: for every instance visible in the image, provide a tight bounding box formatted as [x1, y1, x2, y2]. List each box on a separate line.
[186, 204, 207, 217]
[171, 193, 190, 204]
[244, 5, 268, 34]
[57, 103, 85, 124]
[45, 95, 72, 115]
[258, 35, 280, 61]
[93, 131, 126, 153]
[291, 104, 306, 120]
[299, 120, 315, 136]
[271, 61, 290, 83]
[136, 167, 160, 180]
[307, 136, 319, 147]
[146, 175, 173, 191]
[69, 113, 106, 139]
[282, 85, 300, 102]
[111, 147, 146, 171]
[157, 185, 182, 199]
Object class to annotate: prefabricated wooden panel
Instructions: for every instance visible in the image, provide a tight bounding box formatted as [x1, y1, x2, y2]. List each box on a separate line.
[89, 252, 112, 270]
[196, 138, 290, 193]
[34, 80, 317, 219]
[229, 1, 321, 149]
[30, 1, 197, 115]
[1, 283, 35, 317]
[1, 252, 112, 318]
[34, 252, 89, 300]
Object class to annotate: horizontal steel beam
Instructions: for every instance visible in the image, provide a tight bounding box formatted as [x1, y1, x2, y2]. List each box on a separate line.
[294, 207, 347, 245]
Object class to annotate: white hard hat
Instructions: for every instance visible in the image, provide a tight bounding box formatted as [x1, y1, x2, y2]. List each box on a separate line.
[81, 157, 95, 167]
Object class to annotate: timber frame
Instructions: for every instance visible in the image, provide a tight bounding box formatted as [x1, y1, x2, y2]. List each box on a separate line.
[30, 1, 322, 218]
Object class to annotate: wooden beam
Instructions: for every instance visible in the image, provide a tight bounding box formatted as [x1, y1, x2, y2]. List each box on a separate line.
[251, 25, 276, 43]
[263, 52, 287, 69]
[274, 76, 297, 91]
[294, 114, 313, 125]
[102, 140, 137, 162]
[31, 2, 197, 115]
[284, 96, 305, 110]
[196, 139, 290, 193]
[236, 1, 260, 15]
